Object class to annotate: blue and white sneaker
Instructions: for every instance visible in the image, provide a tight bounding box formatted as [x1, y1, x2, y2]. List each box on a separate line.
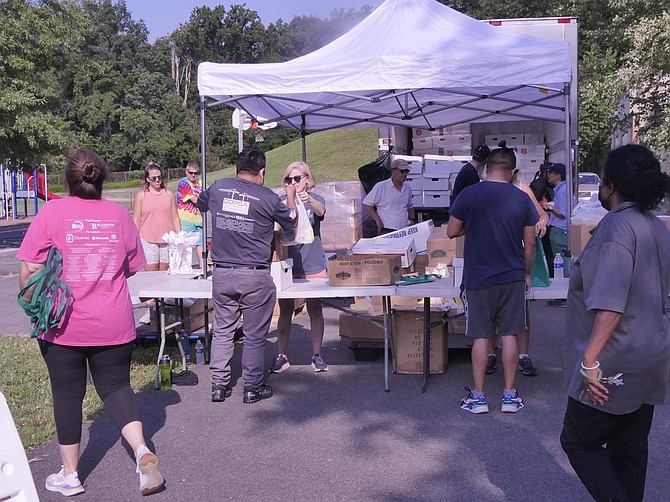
[501, 390, 525, 413]
[45, 467, 85, 496]
[460, 389, 489, 414]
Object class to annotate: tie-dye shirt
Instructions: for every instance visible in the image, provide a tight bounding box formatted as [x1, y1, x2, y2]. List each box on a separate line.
[176, 177, 203, 228]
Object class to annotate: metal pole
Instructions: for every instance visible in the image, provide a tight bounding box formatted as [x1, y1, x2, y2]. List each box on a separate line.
[301, 114, 307, 162]
[238, 112, 244, 153]
[32, 168, 38, 214]
[200, 96, 209, 279]
[564, 85, 572, 257]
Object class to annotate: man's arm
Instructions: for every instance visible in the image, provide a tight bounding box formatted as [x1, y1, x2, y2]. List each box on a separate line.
[447, 215, 464, 238]
[363, 204, 383, 232]
[408, 207, 416, 225]
[523, 225, 536, 293]
[285, 184, 298, 227]
[19, 261, 46, 302]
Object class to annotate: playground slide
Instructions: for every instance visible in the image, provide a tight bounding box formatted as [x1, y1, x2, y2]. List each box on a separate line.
[29, 172, 61, 201]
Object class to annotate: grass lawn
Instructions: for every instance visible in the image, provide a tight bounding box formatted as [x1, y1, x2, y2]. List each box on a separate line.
[0, 335, 183, 450]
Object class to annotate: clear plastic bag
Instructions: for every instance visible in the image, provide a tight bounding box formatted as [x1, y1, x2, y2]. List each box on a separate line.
[280, 197, 314, 246]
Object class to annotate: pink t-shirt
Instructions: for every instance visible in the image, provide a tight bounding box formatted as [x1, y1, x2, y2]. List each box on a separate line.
[138, 189, 177, 243]
[17, 197, 146, 346]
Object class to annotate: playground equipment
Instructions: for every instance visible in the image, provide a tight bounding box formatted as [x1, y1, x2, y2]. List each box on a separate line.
[1, 163, 59, 219]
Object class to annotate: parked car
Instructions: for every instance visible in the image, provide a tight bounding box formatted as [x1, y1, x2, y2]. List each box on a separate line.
[577, 172, 601, 202]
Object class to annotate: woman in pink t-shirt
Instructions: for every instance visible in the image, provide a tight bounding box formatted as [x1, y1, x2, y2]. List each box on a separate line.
[17, 149, 165, 497]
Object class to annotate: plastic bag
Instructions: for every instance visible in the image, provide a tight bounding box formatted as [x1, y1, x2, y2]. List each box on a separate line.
[531, 235, 550, 287]
[162, 231, 201, 275]
[280, 197, 314, 246]
[357, 151, 391, 194]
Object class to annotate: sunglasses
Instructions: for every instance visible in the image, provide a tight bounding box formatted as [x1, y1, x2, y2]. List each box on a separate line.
[397, 169, 410, 174]
[186, 171, 198, 175]
[284, 175, 305, 184]
[148, 175, 162, 181]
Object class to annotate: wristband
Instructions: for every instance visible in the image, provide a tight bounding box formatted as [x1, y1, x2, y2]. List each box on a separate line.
[580, 361, 600, 371]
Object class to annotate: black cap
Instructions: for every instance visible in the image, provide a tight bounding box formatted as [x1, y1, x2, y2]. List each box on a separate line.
[472, 145, 490, 162]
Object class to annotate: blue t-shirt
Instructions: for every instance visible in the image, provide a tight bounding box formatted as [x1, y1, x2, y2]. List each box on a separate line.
[449, 181, 538, 289]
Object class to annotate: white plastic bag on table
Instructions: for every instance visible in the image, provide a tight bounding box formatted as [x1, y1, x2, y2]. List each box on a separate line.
[280, 197, 314, 246]
[162, 231, 201, 275]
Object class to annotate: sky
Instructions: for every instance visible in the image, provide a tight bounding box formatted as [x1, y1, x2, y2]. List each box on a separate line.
[123, 0, 385, 42]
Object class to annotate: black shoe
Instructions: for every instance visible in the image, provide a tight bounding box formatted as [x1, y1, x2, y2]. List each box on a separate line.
[485, 354, 497, 375]
[243, 383, 273, 404]
[211, 385, 232, 402]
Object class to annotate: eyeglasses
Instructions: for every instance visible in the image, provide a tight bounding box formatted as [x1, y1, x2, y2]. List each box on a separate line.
[186, 171, 198, 175]
[284, 175, 305, 184]
[397, 169, 410, 174]
[148, 175, 162, 181]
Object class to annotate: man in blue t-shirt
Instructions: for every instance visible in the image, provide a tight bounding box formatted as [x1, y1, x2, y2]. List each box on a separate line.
[447, 145, 537, 414]
[197, 147, 297, 405]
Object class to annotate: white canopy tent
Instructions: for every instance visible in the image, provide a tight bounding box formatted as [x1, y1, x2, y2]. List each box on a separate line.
[196, 0, 575, 261]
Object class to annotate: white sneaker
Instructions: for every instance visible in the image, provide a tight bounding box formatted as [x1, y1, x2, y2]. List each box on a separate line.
[137, 451, 164, 495]
[45, 466, 85, 496]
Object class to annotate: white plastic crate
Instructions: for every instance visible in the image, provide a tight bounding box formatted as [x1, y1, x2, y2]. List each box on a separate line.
[411, 192, 424, 207]
[423, 190, 450, 208]
[422, 175, 451, 191]
[405, 174, 424, 190]
[424, 154, 468, 176]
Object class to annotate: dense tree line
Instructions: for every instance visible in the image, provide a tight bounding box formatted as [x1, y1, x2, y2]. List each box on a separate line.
[0, 0, 668, 174]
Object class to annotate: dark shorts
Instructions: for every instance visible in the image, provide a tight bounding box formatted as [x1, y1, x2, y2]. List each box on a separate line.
[463, 281, 527, 338]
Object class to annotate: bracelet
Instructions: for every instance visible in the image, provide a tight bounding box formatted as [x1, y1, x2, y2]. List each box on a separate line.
[580, 361, 600, 371]
[580, 368, 603, 382]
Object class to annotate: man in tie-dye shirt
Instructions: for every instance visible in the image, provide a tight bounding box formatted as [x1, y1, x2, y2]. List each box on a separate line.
[176, 162, 205, 268]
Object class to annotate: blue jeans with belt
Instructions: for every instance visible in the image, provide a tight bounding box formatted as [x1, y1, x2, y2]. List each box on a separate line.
[210, 267, 276, 390]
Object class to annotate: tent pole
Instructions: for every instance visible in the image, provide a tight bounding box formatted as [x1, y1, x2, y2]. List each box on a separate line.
[200, 96, 209, 279]
[301, 114, 307, 162]
[563, 85, 572, 259]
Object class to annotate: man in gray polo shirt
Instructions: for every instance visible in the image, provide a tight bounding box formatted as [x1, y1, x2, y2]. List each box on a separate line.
[197, 147, 297, 404]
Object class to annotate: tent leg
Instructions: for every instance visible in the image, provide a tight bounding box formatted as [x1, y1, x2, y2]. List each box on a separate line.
[301, 114, 307, 162]
[200, 96, 209, 279]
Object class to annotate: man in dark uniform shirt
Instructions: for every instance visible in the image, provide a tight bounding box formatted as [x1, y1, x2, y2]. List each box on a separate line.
[197, 147, 298, 404]
[450, 144, 491, 205]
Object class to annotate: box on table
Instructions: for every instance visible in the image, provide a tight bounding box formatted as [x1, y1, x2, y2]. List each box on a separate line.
[569, 221, 598, 257]
[270, 259, 293, 291]
[328, 255, 403, 286]
[353, 237, 416, 268]
[150, 298, 208, 333]
[392, 309, 447, 374]
[427, 226, 457, 266]
[371, 219, 435, 253]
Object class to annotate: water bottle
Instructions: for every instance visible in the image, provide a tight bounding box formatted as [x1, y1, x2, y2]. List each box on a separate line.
[195, 340, 205, 365]
[553, 253, 564, 280]
[159, 355, 171, 390]
[179, 329, 191, 364]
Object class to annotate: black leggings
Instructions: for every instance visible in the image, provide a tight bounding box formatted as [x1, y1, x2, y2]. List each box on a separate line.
[39, 340, 141, 445]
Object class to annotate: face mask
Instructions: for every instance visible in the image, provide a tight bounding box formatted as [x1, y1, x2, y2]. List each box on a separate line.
[598, 184, 612, 210]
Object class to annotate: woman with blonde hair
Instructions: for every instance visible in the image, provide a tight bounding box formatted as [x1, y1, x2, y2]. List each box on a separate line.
[272, 161, 329, 373]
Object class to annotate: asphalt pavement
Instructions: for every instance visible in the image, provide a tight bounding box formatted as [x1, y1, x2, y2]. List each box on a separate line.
[3, 217, 670, 501]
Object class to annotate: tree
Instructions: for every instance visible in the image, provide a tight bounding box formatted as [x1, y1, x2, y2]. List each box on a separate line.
[0, 0, 80, 166]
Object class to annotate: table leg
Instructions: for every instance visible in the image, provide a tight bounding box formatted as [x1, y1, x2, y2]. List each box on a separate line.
[420, 297, 430, 394]
[204, 299, 211, 365]
[383, 295, 390, 393]
[176, 298, 187, 371]
[154, 299, 166, 390]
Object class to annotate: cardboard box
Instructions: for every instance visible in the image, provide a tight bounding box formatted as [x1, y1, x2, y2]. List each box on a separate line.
[411, 192, 424, 208]
[569, 221, 597, 256]
[270, 259, 293, 291]
[413, 254, 429, 275]
[339, 312, 384, 341]
[392, 309, 447, 374]
[455, 235, 465, 258]
[427, 226, 457, 266]
[412, 137, 434, 151]
[371, 220, 435, 253]
[422, 175, 451, 191]
[405, 174, 424, 191]
[423, 155, 468, 176]
[423, 190, 450, 208]
[328, 255, 403, 286]
[432, 134, 472, 150]
[150, 298, 208, 333]
[353, 237, 416, 268]
[271, 229, 289, 261]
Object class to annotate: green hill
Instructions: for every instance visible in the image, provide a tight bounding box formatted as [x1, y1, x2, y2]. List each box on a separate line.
[207, 127, 380, 188]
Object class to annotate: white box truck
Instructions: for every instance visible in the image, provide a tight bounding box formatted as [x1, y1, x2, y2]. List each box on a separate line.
[379, 16, 579, 210]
